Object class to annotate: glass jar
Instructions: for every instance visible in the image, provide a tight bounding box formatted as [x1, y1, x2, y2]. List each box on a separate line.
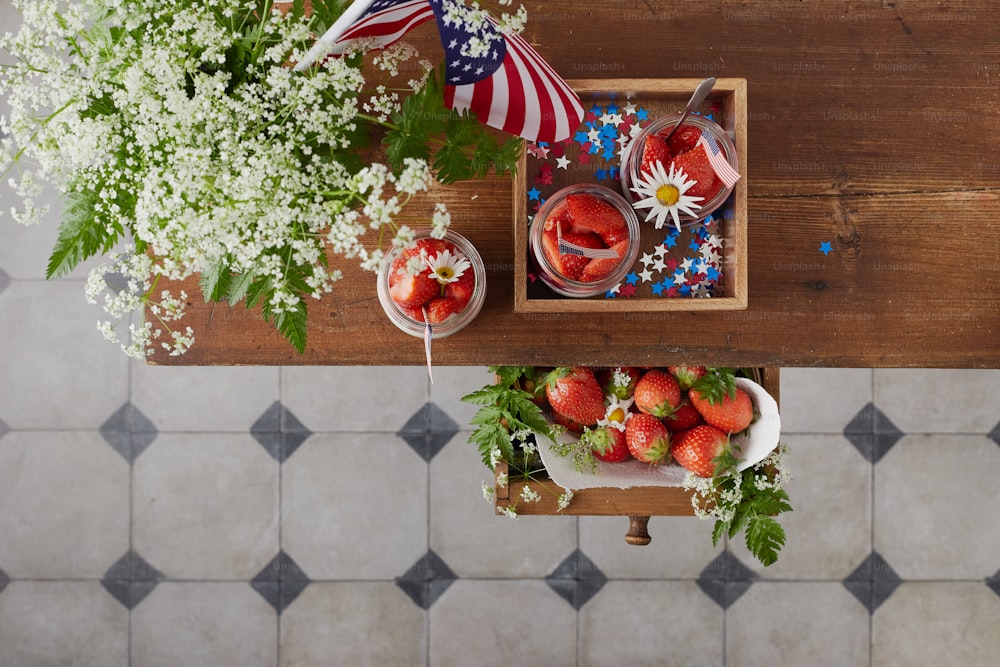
[529, 184, 640, 298]
[619, 113, 738, 222]
[376, 228, 486, 338]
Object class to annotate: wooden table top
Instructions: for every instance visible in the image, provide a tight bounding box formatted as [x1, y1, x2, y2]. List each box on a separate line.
[152, 0, 1000, 368]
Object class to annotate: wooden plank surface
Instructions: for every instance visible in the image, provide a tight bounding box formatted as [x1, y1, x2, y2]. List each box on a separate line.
[150, 0, 1000, 368]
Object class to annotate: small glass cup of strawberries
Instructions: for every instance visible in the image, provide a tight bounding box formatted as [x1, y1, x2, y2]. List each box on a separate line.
[376, 229, 486, 338]
[619, 113, 739, 224]
[529, 184, 640, 298]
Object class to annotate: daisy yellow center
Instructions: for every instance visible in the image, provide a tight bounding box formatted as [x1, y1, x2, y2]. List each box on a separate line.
[608, 407, 627, 423]
[434, 267, 456, 281]
[655, 183, 681, 206]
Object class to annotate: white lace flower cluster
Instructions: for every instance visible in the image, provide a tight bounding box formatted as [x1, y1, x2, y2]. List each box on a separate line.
[0, 0, 447, 359]
[682, 443, 791, 522]
[437, 0, 528, 58]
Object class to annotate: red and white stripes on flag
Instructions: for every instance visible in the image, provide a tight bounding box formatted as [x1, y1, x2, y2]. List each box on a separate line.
[294, 0, 435, 69]
[294, 0, 585, 144]
[697, 132, 741, 188]
[441, 17, 585, 144]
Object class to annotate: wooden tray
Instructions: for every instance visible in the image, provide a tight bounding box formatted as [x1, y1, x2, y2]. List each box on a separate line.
[494, 366, 778, 545]
[512, 78, 748, 313]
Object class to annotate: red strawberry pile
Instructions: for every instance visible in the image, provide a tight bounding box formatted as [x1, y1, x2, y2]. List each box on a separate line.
[538, 365, 756, 478]
[387, 238, 475, 324]
[639, 124, 723, 202]
[540, 193, 630, 283]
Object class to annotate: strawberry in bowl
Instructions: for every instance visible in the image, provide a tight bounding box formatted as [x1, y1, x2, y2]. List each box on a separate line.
[377, 229, 486, 338]
[620, 114, 739, 225]
[530, 184, 640, 298]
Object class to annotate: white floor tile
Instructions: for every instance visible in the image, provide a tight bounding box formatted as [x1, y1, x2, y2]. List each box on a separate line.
[281, 433, 427, 579]
[281, 366, 429, 432]
[131, 363, 280, 432]
[0, 581, 128, 667]
[874, 434, 1000, 579]
[726, 582, 870, 667]
[429, 580, 575, 666]
[0, 280, 129, 429]
[876, 369, 1000, 433]
[780, 368, 873, 433]
[0, 431, 129, 578]
[281, 582, 426, 666]
[132, 582, 277, 667]
[429, 435, 578, 578]
[873, 582, 1000, 667]
[133, 433, 279, 579]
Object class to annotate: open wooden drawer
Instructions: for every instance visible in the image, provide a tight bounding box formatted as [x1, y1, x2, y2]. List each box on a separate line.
[493, 367, 781, 545]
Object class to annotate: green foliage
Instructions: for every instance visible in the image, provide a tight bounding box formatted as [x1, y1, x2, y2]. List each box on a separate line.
[46, 189, 121, 279]
[384, 65, 521, 184]
[462, 366, 555, 468]
[707, 447, 793, 567]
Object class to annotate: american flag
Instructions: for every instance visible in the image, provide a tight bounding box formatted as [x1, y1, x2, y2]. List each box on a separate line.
[296, 0, 584, 144]
[556, 224, 619, 260]
[697, 131, 741, 188]
[294, 0, 435, 68]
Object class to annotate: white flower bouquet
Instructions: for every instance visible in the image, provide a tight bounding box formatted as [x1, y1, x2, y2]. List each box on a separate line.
[0, 0, 523, 357]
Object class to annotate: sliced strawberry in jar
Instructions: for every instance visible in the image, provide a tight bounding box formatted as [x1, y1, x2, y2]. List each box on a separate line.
[579, 239, 629, 283]
[388, 270, 440, 308]
[665, 124, 702, 154]
[402, 238, 449, 261]
[542, 200, 573, 233]
[541, 227, 602, 281]
[639, 134, 672, 177]
[566, 193, 627, 239]
[424, 296, 462, 324]
[671, 144, 720, 200]
[443, 270, 475, 308]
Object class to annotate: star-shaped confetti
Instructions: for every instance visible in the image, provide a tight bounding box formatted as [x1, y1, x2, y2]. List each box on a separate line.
[820, 241, 833, 255]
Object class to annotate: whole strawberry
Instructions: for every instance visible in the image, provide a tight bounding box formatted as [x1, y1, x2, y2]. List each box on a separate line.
[597, 366, 642, 400]
[582, 425, 630, 463]
[663, 398, 704, 432]
[633, 369, 681, 418]
[672, 424, 729, 478]
[668, 365, 706, 391]
[624, 413, 672, 464]
[689, 385, 754, 434]
[545, 367, 606, 427]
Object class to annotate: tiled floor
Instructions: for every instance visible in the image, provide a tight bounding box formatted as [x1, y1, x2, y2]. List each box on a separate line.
[3, 8, 1000, 661]
[4, 222, 1000, 666]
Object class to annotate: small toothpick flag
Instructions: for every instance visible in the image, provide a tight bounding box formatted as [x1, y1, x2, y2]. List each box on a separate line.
[556, 222, 619, 260]
[697, 132, 741, 188]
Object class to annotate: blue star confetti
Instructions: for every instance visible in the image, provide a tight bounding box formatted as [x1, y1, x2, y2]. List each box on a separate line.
[820, 241, 833, 255]
[524, 97, 728, 300]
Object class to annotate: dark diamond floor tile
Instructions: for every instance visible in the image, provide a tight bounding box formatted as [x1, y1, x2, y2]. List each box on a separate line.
[988, 420, 1000, 449]
[546, 549, 607, 610]
[396, 402, 459, 462]
[843, 550, 902, 614]
[250, 402, 312, 463]
[395, 550, 457, 610]
[696, 551, 756, 610]
[99, 402, 158, 463]
[843, 403, 904, 463]
[0, 566, 9, 595]
[250, 551, 311, 614]
[0, 268, 9, 296]
[987, 569, 1000, 599]
[101, 549, 163, 610]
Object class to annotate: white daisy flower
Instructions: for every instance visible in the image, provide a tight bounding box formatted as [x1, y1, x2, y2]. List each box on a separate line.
[597, 395, 634, 432]
[629, 161, 705, 231]
[426, 248, 471, 284]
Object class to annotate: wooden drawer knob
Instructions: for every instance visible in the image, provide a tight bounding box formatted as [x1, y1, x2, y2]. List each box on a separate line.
[625, 515, 652, 545]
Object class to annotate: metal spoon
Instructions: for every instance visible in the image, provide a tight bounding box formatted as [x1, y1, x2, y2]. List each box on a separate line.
[663, 77, 716, 143]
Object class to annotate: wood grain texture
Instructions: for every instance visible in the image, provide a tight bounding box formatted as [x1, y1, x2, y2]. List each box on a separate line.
[150, 1, 1000, 368]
